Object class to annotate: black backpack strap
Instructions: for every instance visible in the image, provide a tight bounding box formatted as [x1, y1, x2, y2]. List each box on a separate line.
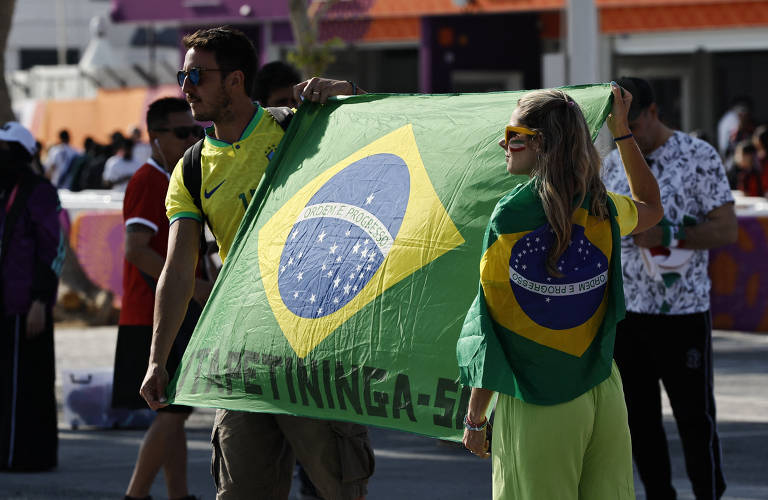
[266, 106, 294, 131]
[182, 138, 205, 219]
[181, 138, 213, 278]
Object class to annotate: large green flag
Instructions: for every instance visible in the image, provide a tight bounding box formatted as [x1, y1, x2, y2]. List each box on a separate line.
[169, 85, 613, 441]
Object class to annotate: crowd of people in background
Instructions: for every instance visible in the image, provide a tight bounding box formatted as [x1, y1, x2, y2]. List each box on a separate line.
[718, 98, 768, 197]
[34, 128, 151, 192]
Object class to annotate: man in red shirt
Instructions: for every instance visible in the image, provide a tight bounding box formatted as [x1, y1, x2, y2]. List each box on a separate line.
[111, 97, 209, 500]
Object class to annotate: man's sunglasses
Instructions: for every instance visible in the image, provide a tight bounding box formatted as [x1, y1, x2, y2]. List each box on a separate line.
[505, 125, 537, 145]
[152, 125, 205, 140]
[176, 67, 228, 87]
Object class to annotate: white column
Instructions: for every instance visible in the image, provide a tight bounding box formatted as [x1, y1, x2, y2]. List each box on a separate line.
[55, 0, 68, 65]
[261, 22, 280, 65]
[566, 0, 599, 85]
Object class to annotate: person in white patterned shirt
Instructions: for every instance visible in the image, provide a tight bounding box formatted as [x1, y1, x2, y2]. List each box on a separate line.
[602, 77, 737, 500]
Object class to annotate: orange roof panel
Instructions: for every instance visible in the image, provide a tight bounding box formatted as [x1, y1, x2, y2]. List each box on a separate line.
[323, 0, 563, 19]
[601, 2, 768, 33]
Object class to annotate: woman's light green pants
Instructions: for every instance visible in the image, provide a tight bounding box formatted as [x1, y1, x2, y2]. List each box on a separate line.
[492, 362, 635, 500]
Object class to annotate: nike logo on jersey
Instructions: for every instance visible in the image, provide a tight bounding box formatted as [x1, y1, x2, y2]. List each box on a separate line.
[204, 180, 226, 199]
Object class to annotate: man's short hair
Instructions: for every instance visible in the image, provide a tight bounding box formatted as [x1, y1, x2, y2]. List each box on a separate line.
[254, 61, 302, 106]
[59, 129, 70, 143]
[146, 97, 191, 131]
[182, 26, 259, 98]
[617, 77, 655, 121]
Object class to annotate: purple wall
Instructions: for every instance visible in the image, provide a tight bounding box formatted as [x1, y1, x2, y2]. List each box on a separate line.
[110, 0, 289, 23]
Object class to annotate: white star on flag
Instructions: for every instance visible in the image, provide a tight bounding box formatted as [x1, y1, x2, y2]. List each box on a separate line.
[352, 242, 360, 253]
[344, 285, 351, 294]
[317, 231, 326, 242]
[309, 294, 316, 303]
[329, 243, 338, 254]
[333, 278, 341, 287]
[297, 272, 303, 281]
[366, 193, 375, 205]
[291, 230, 298, 240]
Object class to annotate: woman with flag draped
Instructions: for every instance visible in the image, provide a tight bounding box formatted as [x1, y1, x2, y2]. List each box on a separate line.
[457, 83, 663, 499]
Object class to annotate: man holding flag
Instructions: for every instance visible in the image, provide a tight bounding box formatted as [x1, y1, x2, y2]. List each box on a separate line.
[139, 27, 372, 500]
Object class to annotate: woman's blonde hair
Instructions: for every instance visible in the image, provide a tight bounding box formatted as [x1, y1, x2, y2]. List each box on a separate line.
[515, 89, 608, 276]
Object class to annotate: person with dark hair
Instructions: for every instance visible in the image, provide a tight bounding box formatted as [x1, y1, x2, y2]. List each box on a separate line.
[140, 26, 372, 500]
[0, 122, 65, 471]
[718, 96, 753, 157]
[752, 124, 768, 194]
[130, 126, 152, 166]
[60, 137, 99, 192]
[177, 25, 260, 98]
[113, 97, 207, 500]
[103, 135, 143, 191]
[254, 61, 302, 108]
[44, 128, 79, 187]
[733, 140, 763, 197]
[603, 77, 737, 500]
[459, 84, 662, 498]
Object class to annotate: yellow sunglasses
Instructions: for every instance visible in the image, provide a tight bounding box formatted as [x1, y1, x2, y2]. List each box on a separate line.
[505, 125, 537, 144]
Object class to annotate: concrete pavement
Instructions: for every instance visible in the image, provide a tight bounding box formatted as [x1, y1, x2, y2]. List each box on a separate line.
[0, 326, 765, 499]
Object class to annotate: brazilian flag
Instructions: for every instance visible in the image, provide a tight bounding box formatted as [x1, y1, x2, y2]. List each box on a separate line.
[169, 85, 613, 440]
[457, 182, 625, 405]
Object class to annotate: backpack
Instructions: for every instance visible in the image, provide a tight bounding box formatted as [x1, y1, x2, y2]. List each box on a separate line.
[181, 106, 293, 240]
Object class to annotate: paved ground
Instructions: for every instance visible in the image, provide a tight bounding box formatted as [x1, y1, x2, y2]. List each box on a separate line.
[0, 326, 766, 499]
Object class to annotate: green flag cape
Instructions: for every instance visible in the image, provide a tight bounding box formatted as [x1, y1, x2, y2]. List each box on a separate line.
[456, 182, 626, 405]
[168, 85, 613, 440]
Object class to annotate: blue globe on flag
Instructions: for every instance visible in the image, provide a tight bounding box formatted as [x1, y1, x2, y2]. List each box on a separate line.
[508, 224, 608, 330]
[278, 153, 410, 318]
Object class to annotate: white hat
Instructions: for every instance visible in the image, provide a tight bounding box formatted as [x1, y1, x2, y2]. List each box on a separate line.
[0, 121, 37, 155]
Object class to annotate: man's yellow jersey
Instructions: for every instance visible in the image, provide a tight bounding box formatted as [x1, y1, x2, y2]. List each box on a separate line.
[166, 105, 284, 261]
